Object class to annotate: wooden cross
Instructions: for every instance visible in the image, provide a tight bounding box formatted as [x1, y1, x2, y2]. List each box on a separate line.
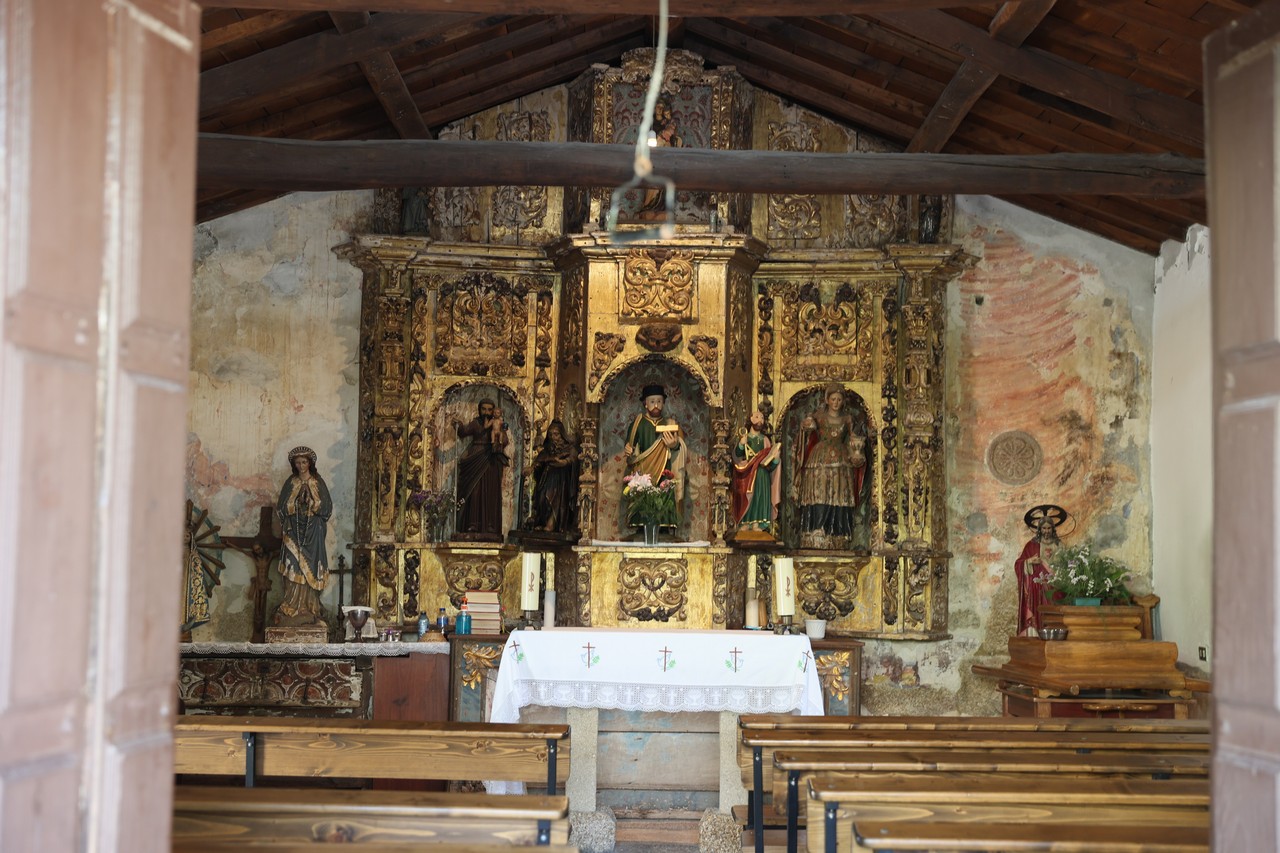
[222, 506, 283, 644]
[660, 646, 673, 672]
[729, 647, 743, 672]
[801, 650, 812, 673]
[582, 642, 595, 667]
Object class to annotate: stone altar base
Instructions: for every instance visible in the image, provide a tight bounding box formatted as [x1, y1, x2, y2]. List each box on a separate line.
[265, 625, 330, 644]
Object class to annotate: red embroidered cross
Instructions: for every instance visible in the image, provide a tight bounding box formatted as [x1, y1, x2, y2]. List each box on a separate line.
[583, 642, 595, 667]
[660, 646, 673, 672]
[729, 647, 743, 672]
[801, 650, 812, 673]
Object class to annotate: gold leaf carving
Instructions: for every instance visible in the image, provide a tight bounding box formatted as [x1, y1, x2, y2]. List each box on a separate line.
[434, 272, 529, 377]
[443, 556, 505, 609]
[817, 651, 851, 701]
[767, 120, 821, 240]
[617, 558, 688, 622]
[622, 249, 695, 320]
[561, 267, 586, 367]
[688, 335, 720, 395]
[780, 282, 875, 383]
[494, 111, 551, 229]
[589, 332, 625, 391]
[798, 561, 864, 622]
[462, 644, 503, 690]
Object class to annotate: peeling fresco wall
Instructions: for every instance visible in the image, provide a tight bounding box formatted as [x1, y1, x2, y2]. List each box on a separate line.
[186, 191, 377, 641]
[861, 195, 1156, 715]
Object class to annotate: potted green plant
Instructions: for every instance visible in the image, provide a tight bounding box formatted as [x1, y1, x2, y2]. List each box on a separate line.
[1038, 542, 1133, 605]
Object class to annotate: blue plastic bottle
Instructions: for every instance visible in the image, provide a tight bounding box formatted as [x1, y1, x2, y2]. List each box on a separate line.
[456, 599, 472, 636]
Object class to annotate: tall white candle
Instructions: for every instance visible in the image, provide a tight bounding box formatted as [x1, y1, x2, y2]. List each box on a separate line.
[543, 589, 556, 628]
[520, 552, 542, 611]
[747, 554, 757, 590]
[774, 557, 796, 618]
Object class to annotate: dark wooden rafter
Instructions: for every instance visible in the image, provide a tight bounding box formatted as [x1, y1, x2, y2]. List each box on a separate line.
[907, 0, 1056, 153]
[201, 10, 310, 55]
[328, 11, 434, 139]
[206, 1, 977, 14]
[196, 134, 1204, 198]
[858, 10, 1205, 146]
[200, 12, 485, 116]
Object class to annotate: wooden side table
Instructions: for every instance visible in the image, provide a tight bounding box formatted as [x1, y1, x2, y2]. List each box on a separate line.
[811, 636, 863, 716]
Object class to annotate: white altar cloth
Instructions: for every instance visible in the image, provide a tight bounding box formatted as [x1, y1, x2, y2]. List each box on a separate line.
[490, 628, 824, 723]
[486, 628, 823, 798]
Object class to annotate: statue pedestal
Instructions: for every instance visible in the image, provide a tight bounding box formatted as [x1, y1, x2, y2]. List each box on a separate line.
[265, 625, 330, 644]
[571, 543, 743, 629]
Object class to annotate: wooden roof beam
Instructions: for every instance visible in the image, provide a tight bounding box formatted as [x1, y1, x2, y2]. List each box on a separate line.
[329, 12, 434, 139]
[196, 134, 1205, 198]
[908, 1, 1056, 153]
[200, 11, 487, 117]
[203, 1, 971, 15]
[860, 9, 1204, 146]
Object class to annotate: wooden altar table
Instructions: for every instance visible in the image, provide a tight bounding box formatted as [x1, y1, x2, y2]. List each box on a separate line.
[487, 627, 824, 812]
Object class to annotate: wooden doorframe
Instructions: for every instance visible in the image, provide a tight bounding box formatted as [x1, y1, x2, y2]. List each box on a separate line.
[1207, 3, 1280, 849]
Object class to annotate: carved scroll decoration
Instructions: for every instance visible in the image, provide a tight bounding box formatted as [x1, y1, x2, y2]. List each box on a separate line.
[178, 658, 362, 709]
[756, 288, 775, 423]
[373, 544, 399, 625]
[564, 79, 593, 229]
[710, 416, 731, 546]
[402, 549, 421, 618]
[374, 427, 404, 535]
[905, 553, 931, 628]
[462, 644, 503, 690]
[443, 554, 506, 608]
[816, 652, 851, 702]
[617, 558, 688, 622]
[843, 194, 909, 249]
[621, 249, 696, 320]
[779, 281, 875, 383]
[727, 267, 752, 372]
[689, 335, 721, 395]
[798, 562, 863, 622]
[576, 416, 599, 544]
[428, 185, 480, 233]
[883, 556, 899, 627]
[576, 557, 593, 626]
[621, 47, 706, 92]
[532, 289, 554, 442]
[434, 272, 530, 377]
[561, 267, 586, 367]
[712, 552, 729, 626]
[767, 120, 822, 240]
[375, 294, 409, 418]
[493, 111, 550, 230]
[589, 332, 625, 391]
[880, 293, 900, 548]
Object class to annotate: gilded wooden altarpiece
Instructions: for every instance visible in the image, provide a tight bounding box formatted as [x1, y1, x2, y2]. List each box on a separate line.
[337, 50, 971, 641]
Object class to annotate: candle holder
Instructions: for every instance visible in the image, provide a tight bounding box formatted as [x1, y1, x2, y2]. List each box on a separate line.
[773, 615, 795, 635]
[518, 609, 541, 630]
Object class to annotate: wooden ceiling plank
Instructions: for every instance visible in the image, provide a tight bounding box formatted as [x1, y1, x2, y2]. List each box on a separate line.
[685, 21, 928, 125]
[201, 1, 979, 14]
[400, 15, 610, 94]
[870, 9, 1204, 146]
[419, 36, 648, 127]
[1070, 0, 1218, 44]
[329, 11, 434, 139]
[201, 10, 303, 53]
[412, 18, 644, 113]
[688, 40, 921, 141]
[195, 134, 1205, 198]
[200, 12, 483, 116]
[907, 1, 1056, 153]
[999, 194, 1163, 253]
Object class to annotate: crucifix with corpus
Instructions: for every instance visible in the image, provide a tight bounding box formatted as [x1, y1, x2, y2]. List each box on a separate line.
[222, 506, 283, 644]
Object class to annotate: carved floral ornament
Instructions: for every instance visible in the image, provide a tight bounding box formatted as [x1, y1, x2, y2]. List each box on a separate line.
[433, 272, 532, 377]
[621, 248, 696, 321]
[617, 557, 688, 623]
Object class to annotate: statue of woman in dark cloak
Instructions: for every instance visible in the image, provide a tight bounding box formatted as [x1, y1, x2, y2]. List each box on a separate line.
[528, 419, 579, 533]
[273, 446, 332, 627]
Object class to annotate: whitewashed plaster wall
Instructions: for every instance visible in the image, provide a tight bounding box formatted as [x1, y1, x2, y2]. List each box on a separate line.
[1152, 225, 1212, 671]
[862, 195, 1156, 715]
[186, 190, 376, 641]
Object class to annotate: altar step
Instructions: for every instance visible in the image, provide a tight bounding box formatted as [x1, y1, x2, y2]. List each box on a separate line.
[614, 808, 702, 846]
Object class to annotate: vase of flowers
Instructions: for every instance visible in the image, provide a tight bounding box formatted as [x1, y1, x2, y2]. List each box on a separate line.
[623, 469, 677, 543]
[1038, 541, 1132, 605]
[407, 488, 462, 542]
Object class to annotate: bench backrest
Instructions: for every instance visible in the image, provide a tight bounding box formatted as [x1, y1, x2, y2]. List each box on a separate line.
[739, 713, 1210, 734]
[851, 819, 1210, 852]
[174, 716, 570, 790]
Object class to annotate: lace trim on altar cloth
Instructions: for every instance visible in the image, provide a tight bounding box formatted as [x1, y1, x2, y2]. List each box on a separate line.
[503, 679, 808, 716]
[180, 641, 450, 657]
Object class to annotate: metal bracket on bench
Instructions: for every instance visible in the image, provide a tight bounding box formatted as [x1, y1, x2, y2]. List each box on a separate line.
[242, 731, 258, 788]
[546, 738, 558, 795]
[787, 770, 799, 853]
[753, 746, 764, 853]
[537, 818, 551, 845]
[824, 802, 838, 853]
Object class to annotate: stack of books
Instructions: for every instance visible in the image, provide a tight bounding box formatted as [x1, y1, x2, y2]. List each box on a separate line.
[464, 590, 503, 635]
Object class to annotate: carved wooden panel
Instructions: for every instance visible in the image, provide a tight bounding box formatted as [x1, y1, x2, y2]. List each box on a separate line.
[774, 280, 877, 383]
[433, 272, 530, 376]
[493, 110, 550, 231]
[767, 118, 822, 240]
[178, 658, 363, 710]
[621, 248, 696, 321]
[617, 557, 688, 623]
[798, 560, 865, 622]
[589, 332, 625, 391]
[442, 554, 507, 609]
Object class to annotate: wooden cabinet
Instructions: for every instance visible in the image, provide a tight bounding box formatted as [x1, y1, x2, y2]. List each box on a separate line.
[811, 637, 863, 716]
[448, 634, 508, 722]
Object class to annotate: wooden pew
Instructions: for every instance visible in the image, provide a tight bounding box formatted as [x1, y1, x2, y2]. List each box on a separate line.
[737, 720, 1210, 853]
[175, 843, 580, 853]
[172, 786, 569, 846]
[174, 716, 571, 794]
[851, 820, 1209, 852]
[805, 776, 1210, 853]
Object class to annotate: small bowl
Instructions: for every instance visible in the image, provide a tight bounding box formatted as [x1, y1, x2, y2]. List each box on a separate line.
[1038, 627, 1068, 641]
